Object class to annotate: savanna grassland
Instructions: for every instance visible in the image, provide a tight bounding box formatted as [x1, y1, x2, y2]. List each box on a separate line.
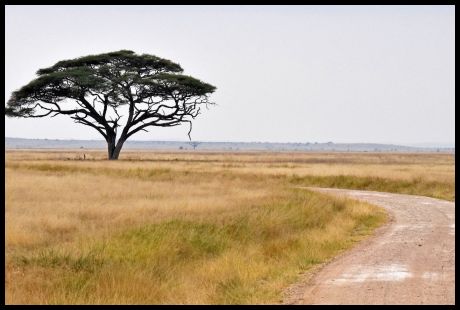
[5, 150, 454, 304]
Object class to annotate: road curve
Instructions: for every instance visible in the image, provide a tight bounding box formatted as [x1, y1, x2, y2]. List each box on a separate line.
[284, 187, 455, 305]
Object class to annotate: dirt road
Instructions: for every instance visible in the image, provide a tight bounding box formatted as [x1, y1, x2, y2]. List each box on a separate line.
[284, 187, 455, 305]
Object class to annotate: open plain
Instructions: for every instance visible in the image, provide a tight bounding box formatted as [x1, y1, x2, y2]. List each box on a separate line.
[5, 150, 454, 304]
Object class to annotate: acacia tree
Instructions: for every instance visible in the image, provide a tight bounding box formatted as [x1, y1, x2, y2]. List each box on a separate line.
[5, 50, 216, 159]
[189, 141, 201, 150]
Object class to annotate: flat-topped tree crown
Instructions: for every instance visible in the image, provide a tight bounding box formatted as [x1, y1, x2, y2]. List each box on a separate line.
[6, 50, 216, 159]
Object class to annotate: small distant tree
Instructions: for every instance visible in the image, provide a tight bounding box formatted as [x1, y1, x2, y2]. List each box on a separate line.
[5, 50, 216, 159]
[189, 141, 200, 150]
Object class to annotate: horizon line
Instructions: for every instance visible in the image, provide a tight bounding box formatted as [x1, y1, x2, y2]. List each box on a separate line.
[5, 136, 455, 148]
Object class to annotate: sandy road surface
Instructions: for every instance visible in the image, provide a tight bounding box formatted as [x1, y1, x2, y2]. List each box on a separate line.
[284, 188, 455, 305]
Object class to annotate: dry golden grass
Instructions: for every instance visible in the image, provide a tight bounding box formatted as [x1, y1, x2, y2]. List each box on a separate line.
[6, 150, 455, 199]
[7, 150, 454, 181]
[5, 150, 454, 304]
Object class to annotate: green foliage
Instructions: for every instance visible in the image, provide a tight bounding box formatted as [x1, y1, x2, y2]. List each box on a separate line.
[36, 50, 183, 75]
[5, 50, 216, 119]
[154, 73, 217, 95]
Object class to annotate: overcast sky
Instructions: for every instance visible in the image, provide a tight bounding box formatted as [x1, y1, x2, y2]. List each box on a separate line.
[5, 5, 455, 145]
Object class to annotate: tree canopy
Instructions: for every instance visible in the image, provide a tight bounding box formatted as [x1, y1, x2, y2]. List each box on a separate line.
[5, 50, 216, 159]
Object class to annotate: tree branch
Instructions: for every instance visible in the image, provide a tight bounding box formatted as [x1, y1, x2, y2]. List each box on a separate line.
[71, 115, 108, 140]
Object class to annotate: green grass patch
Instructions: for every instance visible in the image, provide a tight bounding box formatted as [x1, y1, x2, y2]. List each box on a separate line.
[11, 190, 386, 304]
[289, 174, 454, 201]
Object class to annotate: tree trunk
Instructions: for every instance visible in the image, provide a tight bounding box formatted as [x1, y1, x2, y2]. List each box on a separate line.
[107, 136, 126, 160]
[107, 143, 117, 160]
[111, 143, 123, 160]
[107, 135, 118, 160]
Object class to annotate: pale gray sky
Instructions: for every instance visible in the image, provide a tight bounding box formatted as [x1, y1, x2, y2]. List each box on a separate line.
[5, 5, 455, 145]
